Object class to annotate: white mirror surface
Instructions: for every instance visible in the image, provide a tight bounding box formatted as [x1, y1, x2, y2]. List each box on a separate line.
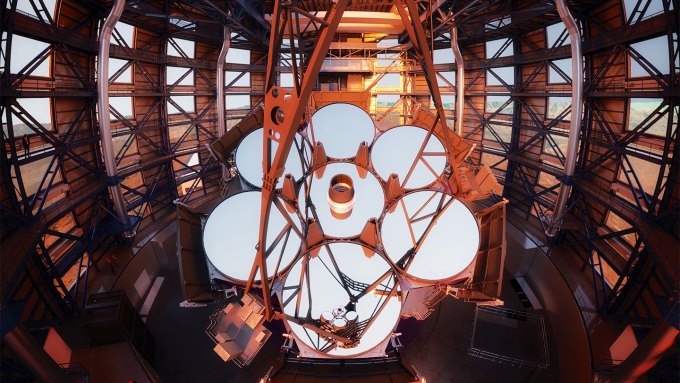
[236, 128, 309, 188]
[371, 125, 446, 189]
[203, 191, 302, 282]
[310, 103, 375, 159]
[282, 243, 401, 357]
[299, 163, 383, 238]
[381, 191, 480, 281]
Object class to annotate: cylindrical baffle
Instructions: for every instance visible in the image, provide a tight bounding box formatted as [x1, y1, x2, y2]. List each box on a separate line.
[328, 174, 355, 219]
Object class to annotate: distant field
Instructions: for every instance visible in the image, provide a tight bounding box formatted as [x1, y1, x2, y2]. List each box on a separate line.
[486, 100, 514, 114]
[4, 123, 46, 137]
[629, 100, 668, 136]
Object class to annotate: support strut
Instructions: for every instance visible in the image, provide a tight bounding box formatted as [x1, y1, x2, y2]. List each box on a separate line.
[451, 23, 465, 136]
[97, 0, 133, 236]
[216, 26, 230, 181]
[546, 0, 584, 237]
[246, 0, 349, 320]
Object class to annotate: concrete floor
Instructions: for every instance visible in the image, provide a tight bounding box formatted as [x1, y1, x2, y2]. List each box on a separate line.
[142, 217, 572, 383]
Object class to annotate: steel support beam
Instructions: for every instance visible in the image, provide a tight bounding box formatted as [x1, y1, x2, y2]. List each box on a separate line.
[246, 0, 349, 320]
[395, 0, 461, 194]
[429, 0, 484, 36]
[267, 10, 405, 35]
[451, 23, 465, 136]
[203, 0, 270, 47]
[395, 0, 450, 133]
[97, 0, 132, 236]
[234, 0, 271, 31]
[2, 323, 71, 383]
[604, 315, 679, 383]
[546, 0, 584, 237]
[215, 26, 229, 181]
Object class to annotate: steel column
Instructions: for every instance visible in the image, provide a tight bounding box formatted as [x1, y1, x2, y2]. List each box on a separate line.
[451, 23, 465, 136]
[2, 324, 71, 383]
[97, 0, 131, 235]
[604, 317, 679, 383]
[246, 0, 349, 320]
[216, 26, 230, 181]
[546, 0, 584, 237]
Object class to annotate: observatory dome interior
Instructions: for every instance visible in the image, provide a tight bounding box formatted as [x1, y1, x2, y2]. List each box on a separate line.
[0, 0, 678, 382]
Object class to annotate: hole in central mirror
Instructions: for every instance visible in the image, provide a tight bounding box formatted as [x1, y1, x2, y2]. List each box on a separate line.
[328, 174, 355, 219]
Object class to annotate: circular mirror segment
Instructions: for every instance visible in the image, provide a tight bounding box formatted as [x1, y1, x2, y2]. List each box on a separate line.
[310, 103, 375, 159]
[235, 127, 309, 188]
[299, 163, 383, 238]
[381, 190, 480, 282]
[218, 104, 483, 358]
[203, 191, 302, 283]
[282, 243, 401, 357]
[372, 125, 447, 189]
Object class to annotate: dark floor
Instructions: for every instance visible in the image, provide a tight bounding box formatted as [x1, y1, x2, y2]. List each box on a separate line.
[145, 271, 284, 383]
[400, 298, 554, 383]
[144, 219, 564, 383]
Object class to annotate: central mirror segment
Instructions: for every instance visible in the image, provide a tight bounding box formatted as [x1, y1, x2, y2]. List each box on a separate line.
[328, 174, 355, 219]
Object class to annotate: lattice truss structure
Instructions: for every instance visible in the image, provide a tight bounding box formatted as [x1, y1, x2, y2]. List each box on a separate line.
[203, 97, 507, 356]
[0, 0, 678, 354]
[202, 0, 506, 357]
